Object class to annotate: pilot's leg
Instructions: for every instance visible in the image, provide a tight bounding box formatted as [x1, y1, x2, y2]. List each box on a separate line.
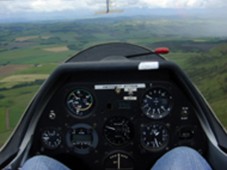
[151, 146, 212, 170]
[21, 155, 70, 170]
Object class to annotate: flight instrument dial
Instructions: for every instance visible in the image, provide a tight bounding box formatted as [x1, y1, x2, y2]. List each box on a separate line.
[104, 152, 134, 170]
[66, 123, 98, 154]
[41, 129, 62, 149]
[141, 88, 173, 119]
[66, 89, 94, 118]
[104, 116, 133, 146]
[141, 123, 169, 151]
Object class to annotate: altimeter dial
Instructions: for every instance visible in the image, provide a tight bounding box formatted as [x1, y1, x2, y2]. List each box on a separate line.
[141, 123, 169, 151]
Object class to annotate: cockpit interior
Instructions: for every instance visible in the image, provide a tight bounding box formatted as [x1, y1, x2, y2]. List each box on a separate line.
[1, 43, 227, 170]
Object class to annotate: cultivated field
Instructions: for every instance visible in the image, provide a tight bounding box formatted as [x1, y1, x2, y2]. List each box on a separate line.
[0, 16, 227, 147]
[43, 46, 69, 52]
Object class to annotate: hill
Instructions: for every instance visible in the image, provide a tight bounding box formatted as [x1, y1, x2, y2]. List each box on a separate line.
[0, 16, 227, 146]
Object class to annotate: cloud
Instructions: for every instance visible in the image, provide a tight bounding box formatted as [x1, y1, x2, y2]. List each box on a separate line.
[135, 0, 225, 8]
[0, 0, 226, 14]
[30, 0, 80, 12]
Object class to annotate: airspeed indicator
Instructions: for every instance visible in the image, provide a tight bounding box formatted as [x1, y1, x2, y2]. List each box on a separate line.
[141, 88, 173, 119]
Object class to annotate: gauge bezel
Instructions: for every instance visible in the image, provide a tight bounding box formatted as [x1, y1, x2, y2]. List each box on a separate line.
[104, 151, 134, 170]
[40, 128, 62, 150]
[140, 123, 169, 152]
[66, 123, 98, 155]
[141, 87, 173, 119]
[104, 116, 134, 146]
[66, 88, 95, 119]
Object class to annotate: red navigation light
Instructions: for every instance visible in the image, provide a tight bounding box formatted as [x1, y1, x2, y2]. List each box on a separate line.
[154, 47, 170, 54]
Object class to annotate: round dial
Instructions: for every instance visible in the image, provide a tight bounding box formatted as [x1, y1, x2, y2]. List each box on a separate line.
[104, 152, 134, 170]
[66, 89, 94, 118]
[141, 87, 173, 119]
[141, 123, 169, 151]
[66, 123, 98, 154]
[41, 129, 62, 149]
[104, 116, 133, 146]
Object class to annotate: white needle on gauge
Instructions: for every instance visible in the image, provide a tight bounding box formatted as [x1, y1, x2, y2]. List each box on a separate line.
[43, 136, 49, 141]
[106, 126, 116, 131]
[146, 94, 152, 99]
[154, 138, 159, 147]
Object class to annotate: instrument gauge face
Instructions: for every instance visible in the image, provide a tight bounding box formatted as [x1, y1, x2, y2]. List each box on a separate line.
[104, 116, 133, 146]
[141, 123, 169, 152]
[141, 88, 173, 119]
[104, 152, 134, 170]
[41, 129, 62, 149]
[66, 89, 94, 118]
[66, 123, 98, 154]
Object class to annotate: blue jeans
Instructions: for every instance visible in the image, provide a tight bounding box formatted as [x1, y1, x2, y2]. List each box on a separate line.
[151, 147, 212, 170]
[21, 147, 212, 170]
[21, 155, 70, 170]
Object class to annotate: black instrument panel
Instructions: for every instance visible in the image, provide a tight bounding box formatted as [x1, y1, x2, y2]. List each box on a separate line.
[31, 70, 208, 170]
[2, 43, 227, 170]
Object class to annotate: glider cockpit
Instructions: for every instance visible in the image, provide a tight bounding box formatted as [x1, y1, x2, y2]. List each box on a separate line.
[1, 43, 227, 170]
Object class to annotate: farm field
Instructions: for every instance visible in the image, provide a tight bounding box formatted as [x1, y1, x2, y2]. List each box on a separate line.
[0, 16, 227, 147]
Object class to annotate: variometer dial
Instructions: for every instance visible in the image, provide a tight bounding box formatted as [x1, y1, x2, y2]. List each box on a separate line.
[66, 89, 94, 118]
[141, 88, 173, 119]
[141, 123, 169, 151]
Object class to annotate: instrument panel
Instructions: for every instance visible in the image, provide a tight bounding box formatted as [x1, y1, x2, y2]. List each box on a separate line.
[2, 43, 227, 170]
[32, 80, 207, 170]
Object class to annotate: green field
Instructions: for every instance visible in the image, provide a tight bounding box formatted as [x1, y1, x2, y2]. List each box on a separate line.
[0, 17, 227, 147]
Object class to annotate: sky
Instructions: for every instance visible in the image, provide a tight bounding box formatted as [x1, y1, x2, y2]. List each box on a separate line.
[0, 0, 226, 22]
[0, 0, 226, 13]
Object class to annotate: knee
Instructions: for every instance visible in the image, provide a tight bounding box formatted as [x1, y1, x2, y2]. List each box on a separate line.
[152, 146, 212, 170]
[168, 146, 200, 157]
[21, 155, 55, 170]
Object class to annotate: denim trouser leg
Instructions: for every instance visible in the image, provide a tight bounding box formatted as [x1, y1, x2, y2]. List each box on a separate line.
[21, 146, 212, 170]
[21, 155, 70, 170]
[151, 146, 212, 170]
